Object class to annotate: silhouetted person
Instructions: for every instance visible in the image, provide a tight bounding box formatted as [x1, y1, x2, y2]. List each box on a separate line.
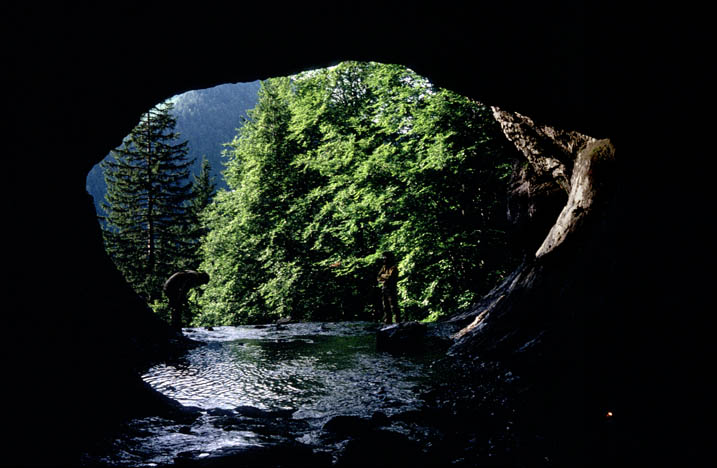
[377, 252, 400, 323]
[163, 270, 210, 331]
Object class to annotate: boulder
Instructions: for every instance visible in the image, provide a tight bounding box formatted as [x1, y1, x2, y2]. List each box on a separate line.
[376, 322, 427, 353]
[334, 429, 423, 468]
[322, 415, 373, 438]
[370, 411, 391, 427]
[174, 442, 329, 467]
[234, 405, 295, 419]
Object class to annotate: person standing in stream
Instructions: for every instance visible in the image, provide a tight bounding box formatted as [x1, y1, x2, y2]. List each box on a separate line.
[377, 252, 401, 324]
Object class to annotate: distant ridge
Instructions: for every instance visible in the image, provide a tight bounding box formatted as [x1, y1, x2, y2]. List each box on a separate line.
[86, 80, 261, 213]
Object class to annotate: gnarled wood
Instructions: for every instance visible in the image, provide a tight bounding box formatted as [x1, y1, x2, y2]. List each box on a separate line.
[449, 109, 616, 354]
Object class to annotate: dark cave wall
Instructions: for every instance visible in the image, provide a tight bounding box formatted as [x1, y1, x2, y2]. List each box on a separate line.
[10, 4, 603, 364]
[6, 4, 710, 466]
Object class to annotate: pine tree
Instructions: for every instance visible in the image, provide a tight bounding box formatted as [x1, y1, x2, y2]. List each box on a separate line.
[100, 101, 195, 301]
[191, 156, 217, 215]
[188, 156, 216, 262]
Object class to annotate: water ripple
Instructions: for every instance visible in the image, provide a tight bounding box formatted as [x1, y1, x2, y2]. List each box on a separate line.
[86, 322, 440, 466]
[142, 322, 430, 416]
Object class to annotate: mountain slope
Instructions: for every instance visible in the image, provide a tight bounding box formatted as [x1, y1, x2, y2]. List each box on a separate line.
[86, 80, 260, 212]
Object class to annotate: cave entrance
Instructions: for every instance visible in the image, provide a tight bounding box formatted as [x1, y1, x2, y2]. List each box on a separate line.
[87, 60, 521, 329]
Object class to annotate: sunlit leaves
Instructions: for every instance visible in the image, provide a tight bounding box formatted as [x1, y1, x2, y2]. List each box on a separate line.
[196, 62, 518, 325]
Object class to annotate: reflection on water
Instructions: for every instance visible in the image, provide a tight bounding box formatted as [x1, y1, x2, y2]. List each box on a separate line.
[84, 322, 437, 466]
[143, 322, 431, 417]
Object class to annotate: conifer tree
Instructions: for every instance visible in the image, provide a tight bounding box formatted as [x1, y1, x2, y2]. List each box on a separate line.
[191, 156, 217, 216]
[100, 101, 195, 301]
[188, 156, 216, 262]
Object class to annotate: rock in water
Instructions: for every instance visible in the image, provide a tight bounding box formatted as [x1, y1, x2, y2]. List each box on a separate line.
[174, 442, 329, 467]
[234, 405, 295, 419]
[322, 415, 374, 438]
[335, 429, 423, 468]
[376, 322, 427, 353]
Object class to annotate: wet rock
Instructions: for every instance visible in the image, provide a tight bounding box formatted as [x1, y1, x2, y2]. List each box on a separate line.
[234, 405, 295, 419]
[209, 406, 306, 438]
[162, 403, 203, 425]
[211, 415, 244, 432]
[370, 411, 391, 427]
[322, 415, 373, 438]
[390, 409, 425, 424]
[335, 429, 424, 468]
[376, 322, 427, 353]
[276, 316, 293, 324]
[375, 321, 457, 354]
[207, 408, 236, 417]
[426, 322, 462, 347]
[174, 442, 330, 467]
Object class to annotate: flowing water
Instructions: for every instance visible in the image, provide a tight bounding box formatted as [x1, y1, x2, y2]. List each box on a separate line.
[83, 322, 442, 466]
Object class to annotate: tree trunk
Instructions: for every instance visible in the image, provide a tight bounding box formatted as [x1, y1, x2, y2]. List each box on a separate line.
[449, 106, 615, 349]
[442, 107, 618, 464]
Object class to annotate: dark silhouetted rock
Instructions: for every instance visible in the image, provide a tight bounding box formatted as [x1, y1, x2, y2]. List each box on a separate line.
[322, 415, 373, 438]
[234, 405, 295, 419]
[174, 442, 330, 467]
[370, 411, 391, 427]
[335, 429, 423, 468]
[389, 409, 425, 424]
[207, 408, 235, 417]
[376, 321, 427, 353]
[9, 7, 700, 467]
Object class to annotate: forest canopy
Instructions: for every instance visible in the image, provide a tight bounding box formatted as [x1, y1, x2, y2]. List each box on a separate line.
[192, 61, 519, 325]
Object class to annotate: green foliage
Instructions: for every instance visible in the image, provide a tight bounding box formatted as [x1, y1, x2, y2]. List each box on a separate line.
[151, 293, 204, 328]
[197, 62, 518, 324]
[187, 156, 217, 260]
[191, 156, 217, 214]
[100, 101, 201, 302]
[149, 298, 171, 323]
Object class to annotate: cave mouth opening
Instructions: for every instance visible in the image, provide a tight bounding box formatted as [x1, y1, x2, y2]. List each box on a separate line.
[87, 60, 522, 329]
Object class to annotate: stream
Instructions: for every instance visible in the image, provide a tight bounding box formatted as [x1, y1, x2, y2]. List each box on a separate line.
[81, 322, 446, 466]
